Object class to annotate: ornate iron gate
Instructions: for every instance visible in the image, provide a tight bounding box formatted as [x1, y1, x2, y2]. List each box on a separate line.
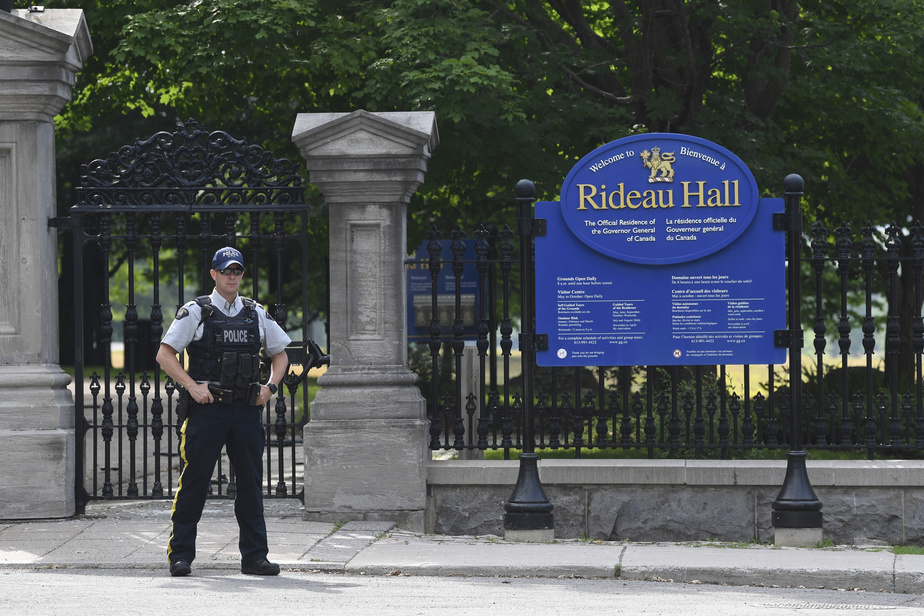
[54, 120, 320, 512]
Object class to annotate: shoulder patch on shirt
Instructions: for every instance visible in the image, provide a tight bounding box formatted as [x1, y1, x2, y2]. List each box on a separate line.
[175, 307, 190, 320]
[255, 302, 274, 321]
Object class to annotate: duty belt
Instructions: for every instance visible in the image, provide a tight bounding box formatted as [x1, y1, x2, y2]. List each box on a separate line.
[207, 382, 262, 406]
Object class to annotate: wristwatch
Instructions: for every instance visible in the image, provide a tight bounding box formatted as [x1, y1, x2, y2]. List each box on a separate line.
[266, 382, 278, 395]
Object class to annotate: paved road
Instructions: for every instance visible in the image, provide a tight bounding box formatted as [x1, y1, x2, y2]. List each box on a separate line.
[2, 569, 923, 616]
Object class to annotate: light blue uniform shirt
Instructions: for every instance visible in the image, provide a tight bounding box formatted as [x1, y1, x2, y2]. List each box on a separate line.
[161, 289, 292, 357]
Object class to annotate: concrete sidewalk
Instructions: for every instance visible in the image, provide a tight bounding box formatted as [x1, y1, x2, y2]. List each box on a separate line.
[0, 500, 922, 594]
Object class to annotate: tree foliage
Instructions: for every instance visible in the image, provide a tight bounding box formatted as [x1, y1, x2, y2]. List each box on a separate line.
[35, 0, 924, 376]
[44, 0, 924, 223]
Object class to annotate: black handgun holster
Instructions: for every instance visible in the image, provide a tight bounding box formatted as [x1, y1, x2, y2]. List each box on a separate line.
[176, 386, 191, 422]
[245, 382, 261, 406]
[207, 383, 234, 405]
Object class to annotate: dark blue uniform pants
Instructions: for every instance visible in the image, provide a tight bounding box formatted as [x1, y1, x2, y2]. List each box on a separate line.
[168, 400, 268, 566]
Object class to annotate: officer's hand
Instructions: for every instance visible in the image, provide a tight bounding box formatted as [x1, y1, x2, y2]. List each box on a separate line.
[255, 385, 273, 407]
[189, 382, 213, 404]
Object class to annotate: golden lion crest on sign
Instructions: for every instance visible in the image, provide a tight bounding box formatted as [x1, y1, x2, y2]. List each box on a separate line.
[640, 147, 675, 182]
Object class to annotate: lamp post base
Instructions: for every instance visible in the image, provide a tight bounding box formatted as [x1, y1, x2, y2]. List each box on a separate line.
[504, 526, 555, 543]
[774, 527, 823, 548]
[772, 450, 823, 546]
[503, 453, 554, 541]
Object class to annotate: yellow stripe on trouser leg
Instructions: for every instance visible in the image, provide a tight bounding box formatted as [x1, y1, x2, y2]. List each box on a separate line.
[167, 417, 190, 562]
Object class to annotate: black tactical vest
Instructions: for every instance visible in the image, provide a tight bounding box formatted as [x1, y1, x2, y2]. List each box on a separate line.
[186, 296, 262, 390]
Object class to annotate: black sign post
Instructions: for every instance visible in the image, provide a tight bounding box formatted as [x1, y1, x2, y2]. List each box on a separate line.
[502, 179, 554, 540]
[771, 174, 824, 541]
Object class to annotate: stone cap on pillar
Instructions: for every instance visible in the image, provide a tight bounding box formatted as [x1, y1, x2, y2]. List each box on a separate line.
[291, 110, 439, 204]
[0, 8, 93, 122]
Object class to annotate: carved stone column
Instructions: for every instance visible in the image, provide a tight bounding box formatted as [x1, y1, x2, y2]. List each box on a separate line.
[0, 8, 92, 518]
[292, 111, 438, 531]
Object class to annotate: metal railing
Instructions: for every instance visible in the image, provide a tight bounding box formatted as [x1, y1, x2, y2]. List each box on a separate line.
[416, 218, 924, 460]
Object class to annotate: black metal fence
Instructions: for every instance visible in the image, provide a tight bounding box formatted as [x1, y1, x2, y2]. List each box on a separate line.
[415, 205, 924, 460]
[55, 120, 317, 510]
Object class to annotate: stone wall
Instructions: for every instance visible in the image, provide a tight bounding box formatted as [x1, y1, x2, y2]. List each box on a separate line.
[427, 459, 924, 545]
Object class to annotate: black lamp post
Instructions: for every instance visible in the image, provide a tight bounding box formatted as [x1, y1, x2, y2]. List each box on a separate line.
[503, 179, 554, 536]
[771, 174, 823, 534]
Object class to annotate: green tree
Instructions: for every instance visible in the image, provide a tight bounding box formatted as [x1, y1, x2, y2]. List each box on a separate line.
[773, 0, 924, 388]
[49, 0, 924, 216]
[42, 0, 924, 383]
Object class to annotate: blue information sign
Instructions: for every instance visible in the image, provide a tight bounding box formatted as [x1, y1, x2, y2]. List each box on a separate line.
[535, 134, 786, 366]
[406, 239, 480, 342]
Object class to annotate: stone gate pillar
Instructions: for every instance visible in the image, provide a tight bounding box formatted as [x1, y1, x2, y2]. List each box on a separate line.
[0, 8, 92, 518]
[292, 111, 438, 531]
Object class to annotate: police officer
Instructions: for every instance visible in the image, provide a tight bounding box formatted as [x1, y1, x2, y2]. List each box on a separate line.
[156, 246, 291, 577]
